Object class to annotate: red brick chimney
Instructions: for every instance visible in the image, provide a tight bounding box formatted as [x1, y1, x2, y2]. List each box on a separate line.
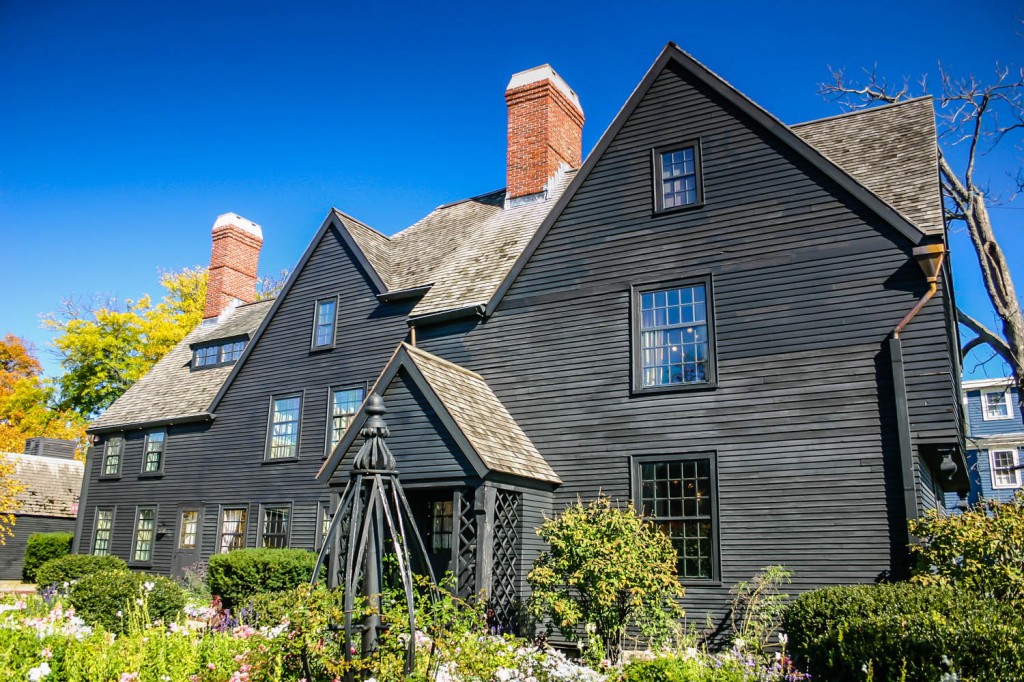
[505, 65, 584, 201]
[203, 213, 263, 319]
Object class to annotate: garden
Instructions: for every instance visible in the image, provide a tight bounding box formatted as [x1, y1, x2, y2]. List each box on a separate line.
[1, 492, 1022, 682]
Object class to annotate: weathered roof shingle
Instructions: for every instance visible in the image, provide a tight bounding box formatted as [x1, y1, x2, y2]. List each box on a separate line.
[2, 453, 83, 518]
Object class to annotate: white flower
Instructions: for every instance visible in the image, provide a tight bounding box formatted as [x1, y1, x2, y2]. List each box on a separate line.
[116, 611, 123, 618]
[733, 638, 745, 650]
[135, 598, 143, 606]
[684, 647, 699, 660]
[28, 662, 51, 681]
[778, 632, 788, 646]
[143, 581, 155, 593]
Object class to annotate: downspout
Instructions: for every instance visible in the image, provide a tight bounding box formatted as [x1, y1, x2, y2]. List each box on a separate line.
[889, 243, 946, 574]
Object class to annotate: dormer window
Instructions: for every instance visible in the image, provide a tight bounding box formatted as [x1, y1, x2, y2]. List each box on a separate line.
[192, 339, 246, 368]
[312, 297, 338, 349]
[654, 141, 703, 212]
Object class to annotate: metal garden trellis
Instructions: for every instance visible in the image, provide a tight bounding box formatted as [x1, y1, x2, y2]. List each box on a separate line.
[309, 393, 437, 680]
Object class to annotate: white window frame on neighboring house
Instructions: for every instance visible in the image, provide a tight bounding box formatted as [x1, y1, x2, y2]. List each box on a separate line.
[990, 448, 1022, 489]
[982, 388, 1014, 421]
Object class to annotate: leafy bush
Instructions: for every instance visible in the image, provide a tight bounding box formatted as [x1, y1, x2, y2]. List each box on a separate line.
[21, 532, 72, 582]
[528, 496, 685, 664]
[207, 547, 321, 610]
[68, 569, 186, 633]
[909, 488, 1024, 606]
[782, 582, 1024, 681]
[34, 553, 127, 589]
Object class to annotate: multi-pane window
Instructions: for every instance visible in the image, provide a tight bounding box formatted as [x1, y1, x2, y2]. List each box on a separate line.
[221, 340, 245, 362]
[178, 510, 199, 549]
[132, 508, 156, 563]
[329, 387, 365, 453]
[193, 340, 246, 368]
[637, 281, 713, 389]
[267, 395, 302, 459]
[991, 449, 1022, 489]
[657, 144, 701, 210]
[983, 390, 1013, 420]
[219, 507, 247, 553]
[261, 506, 290, 548]
[431, 500, 453, 553]
[194, 345, 219, 367]
[317, 502, 333, 551]
[313, 298, 337, 348]
[93, 509, 114, 556]
[638, 457, 716, 580]
[142, 431, 166, 473]
[102, 436, 124, 476]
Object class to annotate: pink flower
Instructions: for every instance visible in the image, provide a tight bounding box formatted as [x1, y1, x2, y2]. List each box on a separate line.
[207, 663, 216, 670]
[119, 674, 139, 682]
[40, 648, 52, 660]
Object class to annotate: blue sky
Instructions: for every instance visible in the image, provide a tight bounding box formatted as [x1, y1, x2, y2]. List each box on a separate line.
[1, 0, 1021, 380]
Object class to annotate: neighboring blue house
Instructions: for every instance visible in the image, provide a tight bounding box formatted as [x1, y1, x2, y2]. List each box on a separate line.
[948, 378, 1024, 510]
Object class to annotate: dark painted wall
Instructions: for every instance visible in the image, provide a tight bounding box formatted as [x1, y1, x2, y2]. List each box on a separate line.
[1, 515, 76, 581]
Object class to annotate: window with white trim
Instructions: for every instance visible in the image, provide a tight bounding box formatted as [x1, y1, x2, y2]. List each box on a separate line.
[132, 508, 156, 563]
[219, 507, 247, 553]
[93, 508, 114, 556]
[267, 395, 302, 460]
[991, 449, 1022, 489]
[982, 389, 1013, 420]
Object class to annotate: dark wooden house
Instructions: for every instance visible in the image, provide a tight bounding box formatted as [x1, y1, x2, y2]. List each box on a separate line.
[2, 438, 83, 581]
[77, 44, 966, 622]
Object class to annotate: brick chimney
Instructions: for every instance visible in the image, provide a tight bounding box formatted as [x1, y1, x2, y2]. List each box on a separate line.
[204, 213, 263, 319]
[505, 65, 584, 201]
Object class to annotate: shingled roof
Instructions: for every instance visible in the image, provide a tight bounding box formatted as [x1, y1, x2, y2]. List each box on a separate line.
[791, 97, 943, 236]
[1, 452, 83, 518]
[89, 298, 273, 432]
[319, 343, 560, 485]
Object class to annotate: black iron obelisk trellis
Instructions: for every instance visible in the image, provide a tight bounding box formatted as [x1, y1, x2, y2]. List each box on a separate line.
[310, 393, 436, 680]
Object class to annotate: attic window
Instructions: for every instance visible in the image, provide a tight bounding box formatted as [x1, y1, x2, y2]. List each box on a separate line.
[654, 142, 703, 212]
[193, 339, 246, 368]
[312, 297, 338, 349]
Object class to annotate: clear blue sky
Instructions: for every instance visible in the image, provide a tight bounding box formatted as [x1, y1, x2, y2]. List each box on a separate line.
[1, 0, 1021, 380]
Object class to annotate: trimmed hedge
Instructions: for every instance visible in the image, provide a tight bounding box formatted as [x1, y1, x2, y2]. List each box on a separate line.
[34, 554, 127, 589]
[22, 532, 73, 582]
[68, 569, 186, 633]
[207, 548, 321, 610]
[782, 582, 1024, 681]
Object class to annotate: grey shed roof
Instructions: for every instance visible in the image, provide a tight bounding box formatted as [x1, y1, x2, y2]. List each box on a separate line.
[1, 452, 83, 518]
[89, 299, 273, 432]
[791, 97, 943, 236]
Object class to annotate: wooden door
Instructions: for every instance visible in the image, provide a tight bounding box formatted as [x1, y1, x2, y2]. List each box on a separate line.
[171, 506, 203, 577]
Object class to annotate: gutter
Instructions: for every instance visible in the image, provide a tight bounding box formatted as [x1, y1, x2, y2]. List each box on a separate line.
[407, 304, 485, 328]
[87, 411, 215, 436]
[888, 242, 945, 573]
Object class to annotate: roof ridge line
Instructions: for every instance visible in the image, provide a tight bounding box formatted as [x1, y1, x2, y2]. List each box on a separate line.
[791, 96, 933, 128]
[331, 208, 392, 241]
[402, 343, 485, 382]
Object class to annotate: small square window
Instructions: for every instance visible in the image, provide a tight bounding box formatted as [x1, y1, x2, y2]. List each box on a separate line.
[654, 142, 703, 212]
[132, 507, 156, 564]
[260, 505, 291, 548]
[312, 298, 338, 349]
[982, 389, 1013, 421]
[632, 277, 716, 392]
[327, 386, 365, 455]
[93, 508, 114, 556]
[219, 507, 247, 553]
[266, 394, 302, 460]
[991, 449, 1022, 489]
[634, 454, 718, 581]
[141, 431, 166, 474]
[178, 510, 200, 549]
[102, 436, 124, 477]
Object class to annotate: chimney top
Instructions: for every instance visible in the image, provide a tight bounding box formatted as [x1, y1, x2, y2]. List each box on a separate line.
[214, 212, 263, 240]
[506, 65, 581, 110]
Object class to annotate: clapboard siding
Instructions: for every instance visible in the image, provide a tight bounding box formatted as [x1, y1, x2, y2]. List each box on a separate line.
[1, 515, 77, 581]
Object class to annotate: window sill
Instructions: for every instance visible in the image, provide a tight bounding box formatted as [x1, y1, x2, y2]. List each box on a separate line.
[653, 200, 705, 217]
[138, 472, 164, 479]
[262, 457, 300, 465]
[98, 474, 122, 481]
[679, 578, 722, 588]
[631, 381, 718, 397]
[309, 344, 335, 353]
[128, 562, 153, 569]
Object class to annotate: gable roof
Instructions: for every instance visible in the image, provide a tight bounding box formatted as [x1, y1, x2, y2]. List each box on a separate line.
[1, 452, 83, 517]
[791, 97, 943, 236]
[482, 43, 940, 317]
[88, 298, 273, 433]
[318, 343, 560, 485]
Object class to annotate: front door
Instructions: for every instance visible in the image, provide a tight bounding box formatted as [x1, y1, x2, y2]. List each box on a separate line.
[171, 505, 203, 578]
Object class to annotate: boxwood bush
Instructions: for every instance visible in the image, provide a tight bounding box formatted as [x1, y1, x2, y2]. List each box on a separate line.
[68, 569, 186, 633]
[207, 548, 321, 610]
[21, 532, 73, 582]
[782, 582, 1024, 681]
[34, 553, 127, 589]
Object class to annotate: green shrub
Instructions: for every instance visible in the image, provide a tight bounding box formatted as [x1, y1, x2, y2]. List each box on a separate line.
[21, 532, 72, 582]
[528, 496, 685, 665]
[68, 569, 186, 633]
[782, 582, 1024, 681]
[34, 553, 127, 588]
[207, 548, 320, 610]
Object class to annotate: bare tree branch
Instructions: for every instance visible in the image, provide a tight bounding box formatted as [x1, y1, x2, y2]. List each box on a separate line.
[958, 308, 1013, 364]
